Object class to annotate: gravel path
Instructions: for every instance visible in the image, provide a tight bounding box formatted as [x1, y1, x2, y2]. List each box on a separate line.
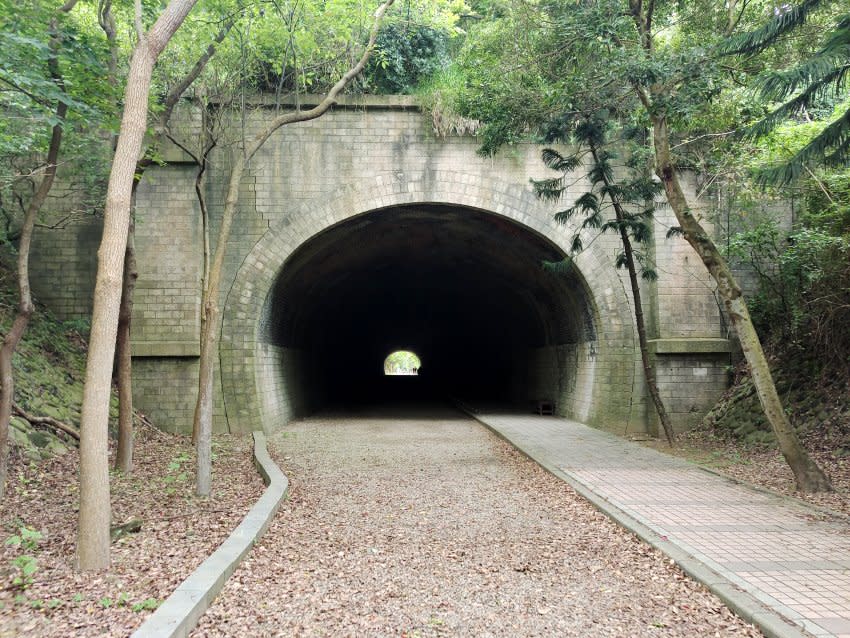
[192, 405, 761, 637]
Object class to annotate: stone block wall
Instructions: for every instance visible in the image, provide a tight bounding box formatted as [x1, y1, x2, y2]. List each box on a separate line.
[26, 96, 734, 438]
[133, 164, 203, 346]
[655, 353, 730, 431]
[132, 358, 200, 433]
[30, 220, 99, 319]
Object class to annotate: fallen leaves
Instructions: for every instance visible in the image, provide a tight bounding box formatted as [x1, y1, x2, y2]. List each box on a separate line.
[0, 429, 264, 637]
[191, 410, 764, 638]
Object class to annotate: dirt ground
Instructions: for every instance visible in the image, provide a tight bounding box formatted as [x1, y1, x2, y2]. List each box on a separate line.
[192, 406, 761, 637]
[0, 427, 264, 638]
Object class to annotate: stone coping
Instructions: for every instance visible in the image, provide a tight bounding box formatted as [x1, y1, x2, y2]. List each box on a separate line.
[647, 337, 733, 354]
[131, 431, 289, 638]
[131, 341, 201, 358]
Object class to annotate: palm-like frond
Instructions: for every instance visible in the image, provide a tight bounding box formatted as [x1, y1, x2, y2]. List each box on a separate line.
[570, 234, 583, 253]
[641, 267, 658, 281]
[531, 176, 568, 202]
[574, 192, 600, 215]
[757, 108, 850, 184]
[588, 160, 614, 187]
[631, 219, 653, 243]
[541, 147, 581, 172]
[757, 57, 849, 106]
[721, 0, 827, 56]
[553, 205, 579, 224]
[614, 251, 628, 270]
[737, 9, 850, 183]
[581, 208, 603, 230]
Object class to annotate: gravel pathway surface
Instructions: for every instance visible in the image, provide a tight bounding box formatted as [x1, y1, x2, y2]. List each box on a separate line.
[192, 405, 762, 637]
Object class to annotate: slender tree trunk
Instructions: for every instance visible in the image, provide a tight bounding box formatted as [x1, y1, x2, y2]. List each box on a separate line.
[77, 0, 199, 571]
[114, 214, 137, 474]
[191, 0, 395, 497]
[650, 114, 831, 491]
[618, 226, 674, 445]
[0, 18, 69, 500]
[113, 17, 234, 476]
[590, 146, 675, 445]
[193, 158, 243, 496]
[191, 111, 215, 490]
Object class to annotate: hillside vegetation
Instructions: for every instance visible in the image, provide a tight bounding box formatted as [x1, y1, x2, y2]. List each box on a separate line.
[0, 266, 105, 462]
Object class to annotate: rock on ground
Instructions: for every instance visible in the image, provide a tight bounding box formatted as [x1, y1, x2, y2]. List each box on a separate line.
[192, 405, 762, 637]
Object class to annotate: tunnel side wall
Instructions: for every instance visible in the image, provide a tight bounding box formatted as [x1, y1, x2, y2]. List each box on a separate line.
[256, 344, 320, 429]
[528, 343, 598, 422]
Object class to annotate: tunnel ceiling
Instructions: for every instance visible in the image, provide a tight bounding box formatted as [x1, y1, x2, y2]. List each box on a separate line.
[264, 204, 595, 358]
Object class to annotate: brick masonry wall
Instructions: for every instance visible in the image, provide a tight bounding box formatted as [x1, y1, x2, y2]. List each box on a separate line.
[655, 354, 730, 432]
[30, 219, 100, 319]
[651, 173, 726, 340]
[133, 164, 203, 346]
[28, 97, 732, 436]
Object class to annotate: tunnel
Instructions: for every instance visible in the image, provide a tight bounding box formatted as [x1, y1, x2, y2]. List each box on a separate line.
[253, 204, 599, 417]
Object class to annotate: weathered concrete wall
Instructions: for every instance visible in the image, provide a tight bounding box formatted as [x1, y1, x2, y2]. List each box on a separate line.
[28, 95, 732, 436]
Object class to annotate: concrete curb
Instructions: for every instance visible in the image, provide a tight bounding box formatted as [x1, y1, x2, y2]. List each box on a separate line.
[462, 409, 814, 638]
[131, 432, 289, 638]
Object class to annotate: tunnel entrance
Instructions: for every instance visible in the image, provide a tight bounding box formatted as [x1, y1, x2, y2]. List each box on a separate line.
[257, 204, 598, 415]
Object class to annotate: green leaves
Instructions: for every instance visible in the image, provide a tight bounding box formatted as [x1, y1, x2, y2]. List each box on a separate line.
[4, 526, 43, 589]
[722, 0, 829, 56]
[531, 109, 663, 281]
[723, 4, 850, 184]
[366, 23, 450, 94]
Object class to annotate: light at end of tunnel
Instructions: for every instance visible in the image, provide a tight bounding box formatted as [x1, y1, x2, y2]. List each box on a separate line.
[384, 350, 421, 376]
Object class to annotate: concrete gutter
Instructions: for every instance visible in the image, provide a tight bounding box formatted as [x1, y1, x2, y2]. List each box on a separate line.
[461, 408, 812, 638]
[131, 431, 288, 638]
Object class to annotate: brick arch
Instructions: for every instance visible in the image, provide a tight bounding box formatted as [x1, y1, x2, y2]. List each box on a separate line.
[219, 171, 639, 433]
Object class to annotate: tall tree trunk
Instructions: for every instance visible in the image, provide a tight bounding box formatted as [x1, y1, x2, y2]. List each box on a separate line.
[191, 113, 215, 493]
[618, 223, 675, 444]
[0, 16, 69, 500]
[77, 0, 199, 571]
[114, 214, 137, 474]
[113, 17, 234, 476]
[191, 0, 396, 496]
[626, 5, 831, 492]
[650, 114, 831, 492]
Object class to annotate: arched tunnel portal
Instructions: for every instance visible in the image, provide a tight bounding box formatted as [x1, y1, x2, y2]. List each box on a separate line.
[261, 204, 596, 409]
[214, 192, 639, 437]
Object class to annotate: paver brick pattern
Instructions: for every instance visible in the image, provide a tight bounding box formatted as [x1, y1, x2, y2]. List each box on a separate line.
[474, 411, 850, 638]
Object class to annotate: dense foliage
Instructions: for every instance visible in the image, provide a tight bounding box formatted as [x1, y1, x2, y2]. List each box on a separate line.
[428, 0, 849, 381]
[367, 23, 450, 94]
[0, 0, 465, 237]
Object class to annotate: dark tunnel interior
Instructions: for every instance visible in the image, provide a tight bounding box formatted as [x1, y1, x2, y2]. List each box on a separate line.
[261, 205, 596, 410]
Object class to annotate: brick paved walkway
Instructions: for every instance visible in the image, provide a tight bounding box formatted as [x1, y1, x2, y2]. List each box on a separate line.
[472, 411, 850, 638]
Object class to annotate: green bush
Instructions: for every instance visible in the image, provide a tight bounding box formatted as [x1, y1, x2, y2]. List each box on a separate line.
[727, 220, 850, 373]
[366, 24, 449, 94]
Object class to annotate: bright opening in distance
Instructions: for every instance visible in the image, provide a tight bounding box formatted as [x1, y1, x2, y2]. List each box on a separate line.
[384, 350, 421, 376]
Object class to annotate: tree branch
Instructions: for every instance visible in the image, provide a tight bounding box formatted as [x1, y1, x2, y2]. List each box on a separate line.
[245, 0, 396, 162]
[13, 402, 80, 440]
[156, 16, 237, 135]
